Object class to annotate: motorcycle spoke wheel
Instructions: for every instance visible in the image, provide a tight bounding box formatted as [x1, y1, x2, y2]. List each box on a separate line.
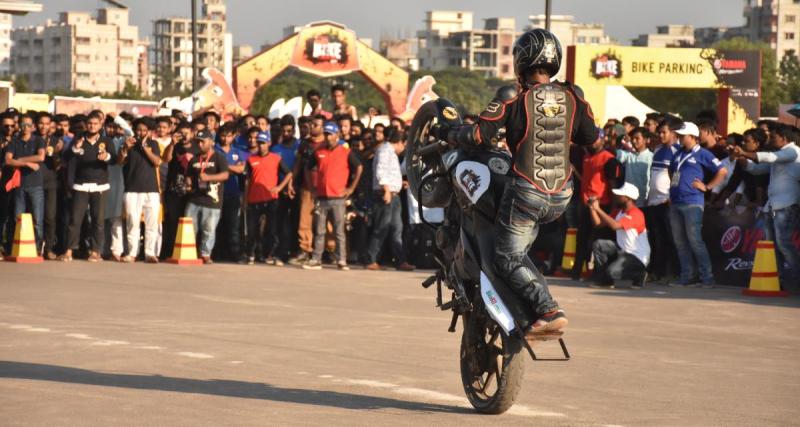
[460, 308, 525, 414]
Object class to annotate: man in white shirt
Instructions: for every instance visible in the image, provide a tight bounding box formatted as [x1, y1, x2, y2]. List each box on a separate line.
[588, 183, 651, 289]
[364, 129, 414, 271]
[731, 123, 800, 290]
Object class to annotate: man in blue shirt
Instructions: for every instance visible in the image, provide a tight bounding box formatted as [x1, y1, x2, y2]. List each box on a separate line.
[668, 122, 728, 287]
[214, 123, 249, 261]
[270, 115, 301, 262]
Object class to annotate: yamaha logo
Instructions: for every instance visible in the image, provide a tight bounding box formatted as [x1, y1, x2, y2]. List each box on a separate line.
[720, 226, 742, 254]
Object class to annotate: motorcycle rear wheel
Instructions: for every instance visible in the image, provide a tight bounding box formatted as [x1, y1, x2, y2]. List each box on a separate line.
[459, 306, 525, 414]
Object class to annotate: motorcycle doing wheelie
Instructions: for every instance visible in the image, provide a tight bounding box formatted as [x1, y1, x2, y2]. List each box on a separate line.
[406, 98, 570, 415]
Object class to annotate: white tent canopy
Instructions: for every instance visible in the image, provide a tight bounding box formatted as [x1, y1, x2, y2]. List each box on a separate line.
[602, 85, 656, 123]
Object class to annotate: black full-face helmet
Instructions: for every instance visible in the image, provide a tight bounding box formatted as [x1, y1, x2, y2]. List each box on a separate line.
[512, 28, 562, 82]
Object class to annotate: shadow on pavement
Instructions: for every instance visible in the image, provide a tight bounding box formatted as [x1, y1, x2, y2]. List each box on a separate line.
[0, 361, 472, 414]
[545, 277, 800, 308]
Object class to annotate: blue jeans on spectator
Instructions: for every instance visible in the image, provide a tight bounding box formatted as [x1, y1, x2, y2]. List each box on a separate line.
[766, 204, 800, 290]
[669, 204, 713, 285]
[366, 193, 406, 265]
[185, 202, 221, 257]
[494, 177, 572, 316]
[14, 186, 44, 250]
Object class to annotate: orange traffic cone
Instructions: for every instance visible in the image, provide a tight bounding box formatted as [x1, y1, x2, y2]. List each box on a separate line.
[6, 213, 42, 263]
[167, 217, 203, 265]
[743, 240, 788, 297]
[554, 228, 590, 278]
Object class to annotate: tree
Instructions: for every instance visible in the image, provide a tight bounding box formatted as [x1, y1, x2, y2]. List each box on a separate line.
[112, 80, 148, 100]
[713, 37, 781, 116]
[12, 74, 29, 93]
[779, 53, 800, 104]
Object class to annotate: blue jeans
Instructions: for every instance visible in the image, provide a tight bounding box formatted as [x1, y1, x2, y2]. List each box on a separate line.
[366, 193, 405, 265]
[13, 186, 44, 250]
[185, 202, 221, 257]
[767, 204, 800, 289]
[494, 177, 572, 316]
[669, 204, 713, 284]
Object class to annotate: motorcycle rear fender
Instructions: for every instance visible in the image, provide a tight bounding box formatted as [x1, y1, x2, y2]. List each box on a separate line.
[480, 271, 516, 335]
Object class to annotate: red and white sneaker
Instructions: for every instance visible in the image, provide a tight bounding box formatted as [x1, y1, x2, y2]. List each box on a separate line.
[530, 309, 568, 333]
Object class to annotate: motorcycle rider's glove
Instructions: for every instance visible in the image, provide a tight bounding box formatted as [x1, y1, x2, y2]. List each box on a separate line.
[430, 123, 452, 143]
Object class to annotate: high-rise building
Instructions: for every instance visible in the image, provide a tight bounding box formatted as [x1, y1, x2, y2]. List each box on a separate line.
[380, 38, 419, 71]
[527, 15, 611, 46]
[11, 8, 138, 93]
[151, 0, 232, 93]
[0, 13, 12, 75]
[417, 11, 519, 80]
[232, 44, 253, 65]
[632, 25, 695, 48]
[137, 38, 151, 95]
[743, 0, 800, 59]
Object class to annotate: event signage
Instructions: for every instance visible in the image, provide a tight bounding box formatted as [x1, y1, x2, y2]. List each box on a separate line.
[568, 45, 762, 134]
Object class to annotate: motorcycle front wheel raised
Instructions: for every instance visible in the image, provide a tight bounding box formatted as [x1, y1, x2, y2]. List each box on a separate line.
[459, 301, 526, 414]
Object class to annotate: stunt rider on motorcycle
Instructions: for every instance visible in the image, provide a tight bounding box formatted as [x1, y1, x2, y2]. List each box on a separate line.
[432, 29, 599, 335]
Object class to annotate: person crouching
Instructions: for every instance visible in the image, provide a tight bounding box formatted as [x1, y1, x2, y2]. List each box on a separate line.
[587, 183, 651, 289]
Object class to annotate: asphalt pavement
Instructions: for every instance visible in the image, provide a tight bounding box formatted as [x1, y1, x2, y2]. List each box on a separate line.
[1, 261, 798, 426]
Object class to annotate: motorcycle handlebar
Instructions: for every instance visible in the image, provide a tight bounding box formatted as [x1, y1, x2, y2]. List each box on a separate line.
[416, 140, 449, 157]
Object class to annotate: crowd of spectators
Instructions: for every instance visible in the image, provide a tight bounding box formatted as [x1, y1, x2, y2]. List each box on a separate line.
[0, 85, 798, 291]
[572, 113, 799, 290]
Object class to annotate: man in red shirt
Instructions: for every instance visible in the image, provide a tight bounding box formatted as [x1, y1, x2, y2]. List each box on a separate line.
[242, 131, 292, 265]
[302, 122, 362, 270]
[588, 183, 651, 289]
[572, 129, 621, 279]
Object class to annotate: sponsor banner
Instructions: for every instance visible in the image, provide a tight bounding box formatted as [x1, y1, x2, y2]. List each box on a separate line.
[703, 208, 800, 287]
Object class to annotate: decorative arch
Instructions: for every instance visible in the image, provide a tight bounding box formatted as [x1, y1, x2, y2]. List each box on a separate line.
[233, 21, 409, 116]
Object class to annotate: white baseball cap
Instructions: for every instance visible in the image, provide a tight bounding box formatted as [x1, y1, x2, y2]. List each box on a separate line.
[611, 182, 640, 201]
[675, 121, 700, 137]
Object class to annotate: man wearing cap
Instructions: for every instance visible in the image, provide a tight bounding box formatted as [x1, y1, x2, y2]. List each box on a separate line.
[242, 128, 293, 265]
[668, 121, 727, 288]
[184, 130, 229, 264]
[302, 121, 362, 270]
[587, 183, 650, 289]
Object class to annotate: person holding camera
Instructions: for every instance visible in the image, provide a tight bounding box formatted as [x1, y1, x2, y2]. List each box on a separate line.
[117, 118, 162, 263]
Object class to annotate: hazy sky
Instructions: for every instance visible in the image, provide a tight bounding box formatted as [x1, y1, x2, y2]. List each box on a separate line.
[15, 0, 745, 47]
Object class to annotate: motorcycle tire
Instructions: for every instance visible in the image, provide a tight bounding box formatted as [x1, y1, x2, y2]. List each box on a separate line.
[459, 303, 526, 414]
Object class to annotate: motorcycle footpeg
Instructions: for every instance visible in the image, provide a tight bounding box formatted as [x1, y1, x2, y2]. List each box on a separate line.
[421, 275, 437, 289]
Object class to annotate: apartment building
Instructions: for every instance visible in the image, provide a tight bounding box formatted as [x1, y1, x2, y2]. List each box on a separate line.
[11, 8, 138, 93]
[151, 0, 232, 92]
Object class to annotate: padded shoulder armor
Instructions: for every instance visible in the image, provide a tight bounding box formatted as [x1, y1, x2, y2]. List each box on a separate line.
[495, 85, 519, 102]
